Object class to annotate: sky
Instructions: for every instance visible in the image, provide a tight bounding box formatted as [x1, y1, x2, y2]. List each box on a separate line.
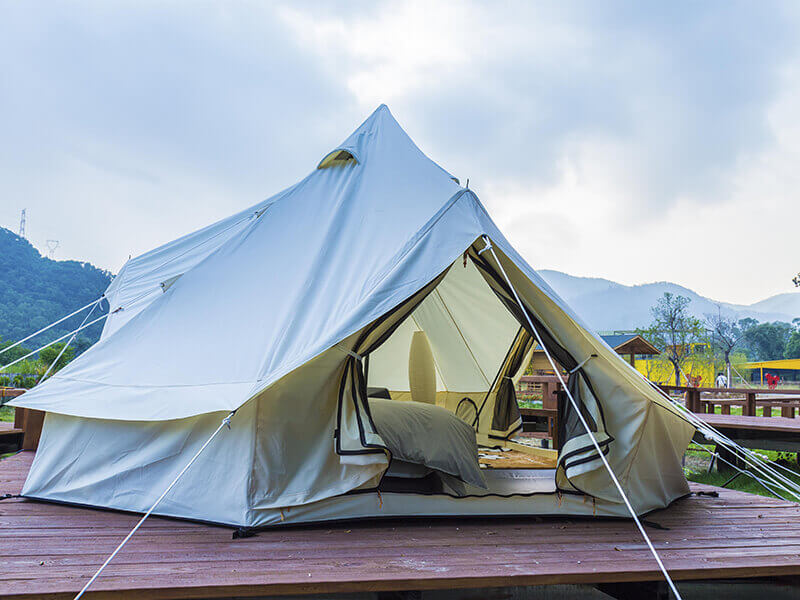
[1, 1, 799, 305]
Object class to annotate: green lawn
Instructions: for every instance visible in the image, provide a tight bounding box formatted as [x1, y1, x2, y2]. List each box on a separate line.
[684, 443, 800, 499]
[0, 405, 14, 422]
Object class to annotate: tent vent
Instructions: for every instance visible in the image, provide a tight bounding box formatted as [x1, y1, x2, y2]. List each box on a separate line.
[318, 149, 358, 169]
[160, 274, 182, 293]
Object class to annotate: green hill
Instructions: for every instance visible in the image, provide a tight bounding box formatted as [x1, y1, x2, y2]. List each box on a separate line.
[0, 227, 112, 352]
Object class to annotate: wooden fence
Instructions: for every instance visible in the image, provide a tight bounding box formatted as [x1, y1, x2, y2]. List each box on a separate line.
[659, 385, 800, 418]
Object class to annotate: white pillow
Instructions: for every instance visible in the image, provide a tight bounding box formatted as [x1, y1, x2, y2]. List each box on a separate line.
[368, 398, 487, 490]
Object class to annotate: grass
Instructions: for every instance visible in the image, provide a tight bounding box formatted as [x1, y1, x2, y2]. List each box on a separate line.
[0, 405, 14, 422]
[684, 443, 800, 499]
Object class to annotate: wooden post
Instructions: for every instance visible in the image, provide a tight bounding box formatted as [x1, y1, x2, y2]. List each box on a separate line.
[20, 409, 45, 450]
[781, 403, 795, 418]
[745, 392, 756, 417]
[13, 406, 24, 430]
[542, 381, 558, 411]
[762, 403, 772, 418]
[549, 415, 559, 451]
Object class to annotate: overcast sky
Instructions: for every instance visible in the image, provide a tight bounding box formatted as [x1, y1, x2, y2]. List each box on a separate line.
[1, 1, 798, 305]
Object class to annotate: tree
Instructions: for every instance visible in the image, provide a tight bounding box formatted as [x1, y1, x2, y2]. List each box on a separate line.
[639, 293, 705, 386]
[742, 321, 794, 361]
[38, 343, 75, 376]
[785, 321, 800, 359]
[705, 308, 747, 387]
[0, 338, 31, 364]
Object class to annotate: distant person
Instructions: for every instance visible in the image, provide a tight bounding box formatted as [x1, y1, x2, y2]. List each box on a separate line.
[715, 372, 728, 388]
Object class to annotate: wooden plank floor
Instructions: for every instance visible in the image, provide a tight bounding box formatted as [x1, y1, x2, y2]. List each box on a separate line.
[2, 451, 800, 599]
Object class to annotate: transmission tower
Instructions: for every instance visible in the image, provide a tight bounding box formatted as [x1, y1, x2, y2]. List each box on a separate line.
[18, 209, 26, 238]
[45, 239, 60, 259]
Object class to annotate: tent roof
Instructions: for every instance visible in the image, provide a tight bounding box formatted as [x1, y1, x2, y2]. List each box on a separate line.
[11, 105, 673, 424]
[10, 106, 499, 420]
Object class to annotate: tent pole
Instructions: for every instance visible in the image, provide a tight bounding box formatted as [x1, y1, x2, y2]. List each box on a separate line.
[478, 235, 684, 600]
[73, 410, 236, 600]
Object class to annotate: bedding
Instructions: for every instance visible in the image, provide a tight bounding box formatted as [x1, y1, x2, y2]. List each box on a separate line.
[384, 459, 433, 479]
[368, 398, 487, 490]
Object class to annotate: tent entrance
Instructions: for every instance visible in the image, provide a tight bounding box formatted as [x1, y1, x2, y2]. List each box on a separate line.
[355, 253, 530, 440]
[334, 239, 612, 498]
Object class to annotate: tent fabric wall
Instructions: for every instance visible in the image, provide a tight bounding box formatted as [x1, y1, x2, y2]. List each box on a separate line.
[13, 104, 694, 522]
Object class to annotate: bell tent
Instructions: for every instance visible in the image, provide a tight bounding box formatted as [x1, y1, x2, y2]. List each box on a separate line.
[10, 105, 695, 528]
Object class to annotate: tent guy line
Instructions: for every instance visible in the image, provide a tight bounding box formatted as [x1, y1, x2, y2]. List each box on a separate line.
[0, 313, 108, 375]
[0, 297, 103, 357]
[38, 300, 101, 384]
[478, 235, 684, 600]
[670, 398, 800, 499]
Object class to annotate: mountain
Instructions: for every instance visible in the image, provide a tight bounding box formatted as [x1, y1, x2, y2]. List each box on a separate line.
[538, 270, 800, 332]
[0, 227, 112, 349]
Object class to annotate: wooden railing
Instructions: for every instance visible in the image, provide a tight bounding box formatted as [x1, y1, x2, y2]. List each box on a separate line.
[0, 387, 26, 402]
[659, 385, 800, 418]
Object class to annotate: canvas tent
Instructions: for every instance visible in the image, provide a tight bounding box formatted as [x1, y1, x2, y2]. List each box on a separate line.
[11, 106, 695, 528]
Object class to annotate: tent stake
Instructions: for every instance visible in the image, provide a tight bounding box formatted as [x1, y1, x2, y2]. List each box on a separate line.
[73, 410, 236, 600]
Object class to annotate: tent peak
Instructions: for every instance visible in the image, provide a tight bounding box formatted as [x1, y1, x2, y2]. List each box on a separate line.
[318, 104, 457, 186]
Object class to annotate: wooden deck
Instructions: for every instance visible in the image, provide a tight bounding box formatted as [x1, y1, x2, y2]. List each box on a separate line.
[3, 451, 800, 598]
[697, 414, 800, 433]
[694, 413, 800, 453]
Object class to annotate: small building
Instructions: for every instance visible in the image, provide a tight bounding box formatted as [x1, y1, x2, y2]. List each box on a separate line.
[600, 334, 660, 367]
[743, 358, 800, 384]
[601, 335, 715, 386]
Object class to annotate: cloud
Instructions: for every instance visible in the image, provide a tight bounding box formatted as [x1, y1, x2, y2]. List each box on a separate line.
[0, 1, 359, 267]
[0, 1, 798, 304]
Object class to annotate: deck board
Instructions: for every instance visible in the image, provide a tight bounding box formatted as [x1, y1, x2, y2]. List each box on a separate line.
[2, 451, 800, 598]
[697, 413, 800, 433]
